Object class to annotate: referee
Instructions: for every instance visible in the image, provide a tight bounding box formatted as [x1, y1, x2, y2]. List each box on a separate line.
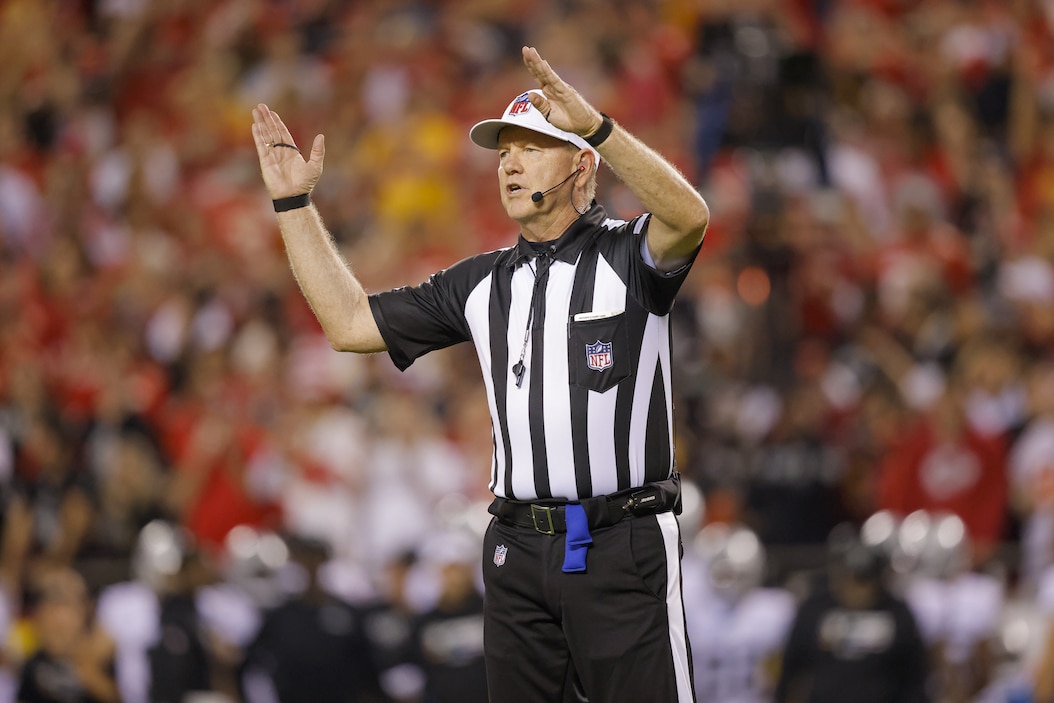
[252, 46, 709, 703]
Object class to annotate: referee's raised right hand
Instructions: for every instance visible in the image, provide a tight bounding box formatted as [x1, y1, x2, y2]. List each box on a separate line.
[251, 103, 325, 200]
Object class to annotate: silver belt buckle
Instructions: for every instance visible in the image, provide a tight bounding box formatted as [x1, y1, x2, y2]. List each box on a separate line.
[530, 504, 557, 535]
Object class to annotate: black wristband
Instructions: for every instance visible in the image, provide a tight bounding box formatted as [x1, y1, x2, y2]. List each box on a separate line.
[273, 193, 311, 212]
[584, 113, 614, 148]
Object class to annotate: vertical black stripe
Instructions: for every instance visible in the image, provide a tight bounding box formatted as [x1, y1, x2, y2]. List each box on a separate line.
[613, 383, 632, 491]
[644, 362, 671, 484]
[567, 248, 600, 499]
[613, 303, 650, 490]
[489, 270, 515, 497]
[528, 257, 553, 499]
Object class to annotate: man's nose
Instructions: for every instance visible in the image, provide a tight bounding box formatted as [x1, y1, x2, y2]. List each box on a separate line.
[502, 152, 523, 173]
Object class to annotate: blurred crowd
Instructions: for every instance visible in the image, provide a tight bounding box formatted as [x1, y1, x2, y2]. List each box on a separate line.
[2, 0, 1054, 700]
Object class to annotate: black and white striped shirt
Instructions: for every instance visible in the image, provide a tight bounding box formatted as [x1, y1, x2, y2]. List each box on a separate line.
[369, 204, 698, 501]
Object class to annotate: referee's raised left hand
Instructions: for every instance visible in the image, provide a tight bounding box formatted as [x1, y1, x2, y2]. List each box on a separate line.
[252, 103, 325, 200]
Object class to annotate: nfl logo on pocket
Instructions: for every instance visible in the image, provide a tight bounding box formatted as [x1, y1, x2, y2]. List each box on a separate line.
[493, 544, 508, 567]
[586, 340, 613, 371]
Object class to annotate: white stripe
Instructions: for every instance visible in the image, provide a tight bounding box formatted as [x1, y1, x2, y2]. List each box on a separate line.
[628, 314, 660, 485]
[587, 394, 618, 495]
[464, 275, 501, 491]
[657, 511, 694, 702]
[587, 255, 626, 496]
[590, 254, 628, 312]
[632, 213, 651, 235]
[542, 260, 576, 499]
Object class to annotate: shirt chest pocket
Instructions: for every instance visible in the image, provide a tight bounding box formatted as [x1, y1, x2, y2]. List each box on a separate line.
[567, 310, 630, 394]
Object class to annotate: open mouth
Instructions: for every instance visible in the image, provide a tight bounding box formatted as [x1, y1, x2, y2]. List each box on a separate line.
[507, 184, 525, 196]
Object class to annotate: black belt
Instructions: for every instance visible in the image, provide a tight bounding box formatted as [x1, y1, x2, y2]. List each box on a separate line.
[489, 473, 682, 535]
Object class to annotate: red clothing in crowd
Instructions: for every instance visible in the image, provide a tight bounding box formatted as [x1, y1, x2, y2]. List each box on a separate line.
[159, 396, 281, 551]
[878, 419, 1008, 561]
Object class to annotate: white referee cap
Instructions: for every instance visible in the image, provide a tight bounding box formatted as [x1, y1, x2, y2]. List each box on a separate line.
[469, 89, 600, 163]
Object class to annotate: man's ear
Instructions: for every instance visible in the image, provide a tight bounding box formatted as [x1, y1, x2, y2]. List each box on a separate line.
[576, 149, 598, 177]
[581, 148, 598, 172]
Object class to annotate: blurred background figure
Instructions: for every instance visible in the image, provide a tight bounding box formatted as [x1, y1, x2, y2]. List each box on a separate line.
[1009, 361, 1054, 595]
[356, 391, 474, 571]
[871, 360, 1009, 567]
[2, 414, 95, 606]
[683, 522, 795, 703]
[741, 380, 850, 548]
[404, 528, 486, 703]
[892, 510, 1004, 703]
[775, 522, 930, 703]
[972, 595, 1050, 703]
[0, 577, 15, 703]
[1028, 565, 1054, 703]
[362, 551, 422, 703]
[239, 533, 385, 703]
[96, 520, 251, 703]
[16, 565, 117, 703]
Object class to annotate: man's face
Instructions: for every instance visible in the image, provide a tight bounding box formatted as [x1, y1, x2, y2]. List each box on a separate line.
[496, 126, 578, 224]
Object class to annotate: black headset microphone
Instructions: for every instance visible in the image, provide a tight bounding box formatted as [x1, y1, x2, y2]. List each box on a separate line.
[531, 165, 585, 203]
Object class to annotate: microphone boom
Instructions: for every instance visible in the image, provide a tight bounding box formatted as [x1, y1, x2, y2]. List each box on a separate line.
[531, 166, 584, 203]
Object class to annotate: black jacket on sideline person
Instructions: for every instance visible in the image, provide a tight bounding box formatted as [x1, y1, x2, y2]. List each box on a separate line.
[775, 584, 930, 703]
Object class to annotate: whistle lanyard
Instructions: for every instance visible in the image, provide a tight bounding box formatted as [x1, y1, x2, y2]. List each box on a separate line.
[511, 250, 554, 388]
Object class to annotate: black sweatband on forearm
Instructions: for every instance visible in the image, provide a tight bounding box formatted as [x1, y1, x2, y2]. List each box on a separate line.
[584, 113, 614, 148]
[273, 193, 311, 212]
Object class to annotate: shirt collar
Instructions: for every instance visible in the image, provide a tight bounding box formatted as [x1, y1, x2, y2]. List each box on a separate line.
[507, 203, 608, 269]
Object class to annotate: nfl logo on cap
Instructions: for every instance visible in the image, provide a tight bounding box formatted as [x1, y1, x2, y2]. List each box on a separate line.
[493, 544, 508, 567]
[508, 92, 532, 116]
[468, 89, 600, 164]
[586, 340, 613, 371]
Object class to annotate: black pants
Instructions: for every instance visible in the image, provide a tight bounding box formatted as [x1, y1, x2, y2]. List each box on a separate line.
[481, 511, 695, 702]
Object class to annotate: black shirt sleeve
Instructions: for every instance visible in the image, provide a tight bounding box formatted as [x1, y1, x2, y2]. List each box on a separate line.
[606, 214, 702, 316]
[368, 250, 500, 371]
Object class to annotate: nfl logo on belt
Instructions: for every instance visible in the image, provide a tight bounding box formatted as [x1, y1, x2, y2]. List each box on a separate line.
[508, 92, 531, 115]
[493, 544, 508, 567]
[586, 340, 613, 371]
